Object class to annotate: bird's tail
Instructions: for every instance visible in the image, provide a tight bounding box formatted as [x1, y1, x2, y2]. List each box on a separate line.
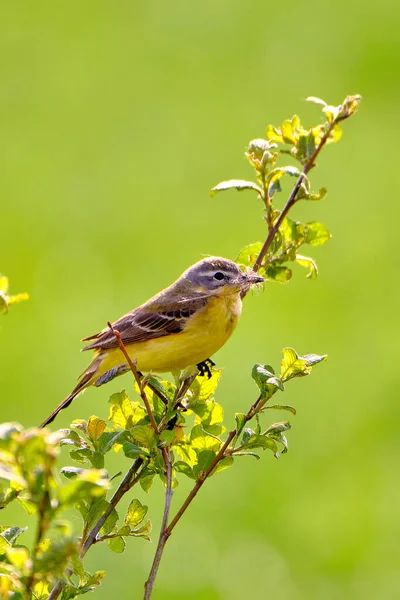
[39, 357, 102, 429]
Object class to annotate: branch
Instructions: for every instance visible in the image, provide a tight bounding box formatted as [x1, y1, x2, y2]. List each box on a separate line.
[48, 458, 145, 600]
[165, 393, 263, 536]
[252, 118, 337, 272]
[107, 322, 160, 435]
[143, 448, 173, 600]
[80, 457, 145, 557]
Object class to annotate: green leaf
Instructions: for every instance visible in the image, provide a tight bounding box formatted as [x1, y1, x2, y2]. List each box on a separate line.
[240, 434, 278, 453]
[235, 413, 247, 439]
[296, 254, 318, 279]
[130, 519, 152, 541]
[263, 265, 292, 283]
[17, 497, 37, 515]
[305, 222, 331, 246]
[0, 527, 27, 553]
[108, 536, 125, 553]
[174, 461, 196, 480]
[85, 499, 119, 534]
[210, 180, 262, 197]
[306, 96, 327, 107]
[59, 469, 109, 505]
[241, 428, 254, 444]
[108, 390, 144, 430]
[125, 499, 148, 528]
[211, 456, 233, 476]
[87, 417, 107, 444]
[97, 431, 125, 454]
[193, 450, 216, 478]
[190, 425, 221, 454]
[190, 371, 221, 404]
[264, 404, 297, 415]
[130, 425, 156, 448]
[280, 348, 310, 381]
[139, 472, 156, 492]
[280, 348, 327, 382]
[236, 242, 263, 268]
[305, 187, 328, 201]
[303, 353, 328, 366]
[159, 430, 176, 445]
[61, 467, 84, 479]
[251, 364, 283, 399]
[122, 442, 149, 459]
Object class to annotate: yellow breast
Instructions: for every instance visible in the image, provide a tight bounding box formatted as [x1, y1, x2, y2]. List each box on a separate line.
[98, 291, 243, 375]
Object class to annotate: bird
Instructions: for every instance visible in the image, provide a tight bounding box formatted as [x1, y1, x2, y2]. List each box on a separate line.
[39, 256, 264, 428]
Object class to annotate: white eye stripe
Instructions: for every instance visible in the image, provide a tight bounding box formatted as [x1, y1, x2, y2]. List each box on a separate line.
[201, 269, 236, 278]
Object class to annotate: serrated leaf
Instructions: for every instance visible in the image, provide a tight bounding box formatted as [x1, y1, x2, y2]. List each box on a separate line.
[305, 222, 331, 246]
[210, 180, 262, 197]
[108, 536, 125, 553]
[125, 499, 147, 528]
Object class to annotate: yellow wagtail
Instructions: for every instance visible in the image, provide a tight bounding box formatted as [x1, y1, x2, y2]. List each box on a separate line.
[40, 257, 263, 428]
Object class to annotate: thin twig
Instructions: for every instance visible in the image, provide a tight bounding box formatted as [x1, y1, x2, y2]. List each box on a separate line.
[143, 448, 173, 600]
[252, 119, 337, 272]
[107, 322, 160, 435]
[165, 393, 263, 536]
[80, 458, 145, 557]
[48, 458, 145, 600]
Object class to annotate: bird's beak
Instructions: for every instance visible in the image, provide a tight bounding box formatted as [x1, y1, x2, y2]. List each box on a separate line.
[240, 271, 264, 286]
[247, 272, 264, 284]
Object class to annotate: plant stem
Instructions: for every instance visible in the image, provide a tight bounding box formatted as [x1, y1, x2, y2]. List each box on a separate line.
[252, 119, 337, 272]
[107, 322, 160, 435]
[48, 458, 145, 600]
[143, 448, 173, 600]
[165, 393, 263, 536]
[80, 457, 144, 557]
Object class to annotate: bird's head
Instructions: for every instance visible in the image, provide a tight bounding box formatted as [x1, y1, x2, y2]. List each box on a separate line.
[183, 257, 264, 296]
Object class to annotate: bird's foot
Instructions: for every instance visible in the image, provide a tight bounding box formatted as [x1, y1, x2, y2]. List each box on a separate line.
[196, 358, 216, 379]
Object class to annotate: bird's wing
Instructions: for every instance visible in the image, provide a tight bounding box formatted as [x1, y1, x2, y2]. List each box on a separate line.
[81, 296, 208, 352]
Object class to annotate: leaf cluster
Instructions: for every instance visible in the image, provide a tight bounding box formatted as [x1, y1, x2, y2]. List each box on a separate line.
[211, 95, 361, 282]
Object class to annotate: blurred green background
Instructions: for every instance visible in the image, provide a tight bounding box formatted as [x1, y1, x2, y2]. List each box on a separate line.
[1, 1, 399, 598]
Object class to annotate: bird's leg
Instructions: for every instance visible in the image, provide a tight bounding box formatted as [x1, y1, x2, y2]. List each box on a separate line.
[196, 358, 216, 379]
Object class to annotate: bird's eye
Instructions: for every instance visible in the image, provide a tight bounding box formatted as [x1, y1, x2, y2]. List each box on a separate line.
[214, 272, 225, 281]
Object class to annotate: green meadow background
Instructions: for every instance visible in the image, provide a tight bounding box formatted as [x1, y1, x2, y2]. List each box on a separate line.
[1, 2, 399, 598]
